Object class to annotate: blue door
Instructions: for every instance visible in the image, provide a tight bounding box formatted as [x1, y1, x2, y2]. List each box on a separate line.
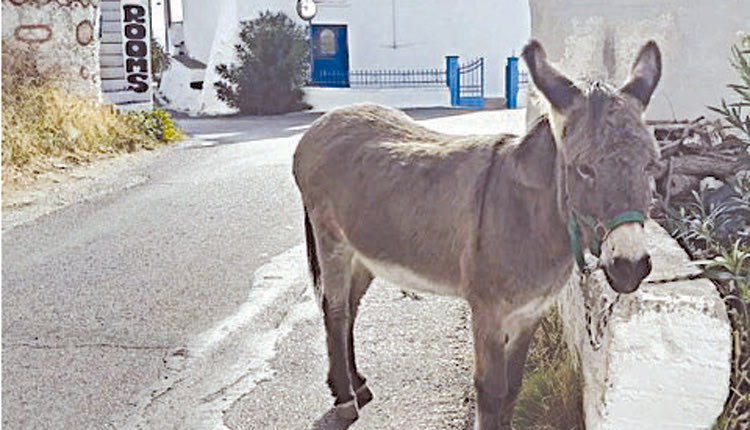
[311, 25, 349, 87]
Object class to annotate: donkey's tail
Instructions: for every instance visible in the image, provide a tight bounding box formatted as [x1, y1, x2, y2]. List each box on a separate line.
[303, 206, 321, 295]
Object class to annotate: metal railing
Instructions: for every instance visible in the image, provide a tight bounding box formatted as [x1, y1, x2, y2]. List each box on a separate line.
[308, 67, 446, 88]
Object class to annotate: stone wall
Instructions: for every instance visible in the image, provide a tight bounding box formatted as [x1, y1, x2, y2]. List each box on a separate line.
[558, 221, 731, 429]
[2, 0, 101, 97]
[527, 0, 750, 122]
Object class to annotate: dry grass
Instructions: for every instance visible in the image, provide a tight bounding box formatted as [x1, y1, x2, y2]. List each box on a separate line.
[513, 309, 584, 430]
[1, 44, 179, 188]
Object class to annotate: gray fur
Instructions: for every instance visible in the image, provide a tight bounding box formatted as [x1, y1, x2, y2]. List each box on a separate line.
[293, 40, 661, 429]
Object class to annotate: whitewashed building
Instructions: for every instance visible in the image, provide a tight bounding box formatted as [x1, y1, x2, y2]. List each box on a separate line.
[157, 0, 531, 115]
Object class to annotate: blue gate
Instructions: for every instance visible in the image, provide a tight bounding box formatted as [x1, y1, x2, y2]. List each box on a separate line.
[310, 25, 350, 87]
[505, 56, 530, 109]
[447, 56, 485, 108]
[458, 57, 484, 108]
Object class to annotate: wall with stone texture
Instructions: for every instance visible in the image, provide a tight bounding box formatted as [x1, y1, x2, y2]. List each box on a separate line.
[2, 0, 101, 98]
[558, 221, 731, 429]
[526, 0, 750, 123]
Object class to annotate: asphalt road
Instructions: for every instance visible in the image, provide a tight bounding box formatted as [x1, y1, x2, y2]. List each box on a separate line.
[2, 107, 525, 430]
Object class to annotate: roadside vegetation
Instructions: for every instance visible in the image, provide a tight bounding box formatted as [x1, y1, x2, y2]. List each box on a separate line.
[699, 33, 750, 430]
[1, 44, 182, 188]
[214, 11, 311, 115]
[514, 310, 584, 430]
[515, 34, 749, 430]
[151, 37, 171, 85]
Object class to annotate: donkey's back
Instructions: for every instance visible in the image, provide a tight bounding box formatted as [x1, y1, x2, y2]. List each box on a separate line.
[294, 103, 513, 295]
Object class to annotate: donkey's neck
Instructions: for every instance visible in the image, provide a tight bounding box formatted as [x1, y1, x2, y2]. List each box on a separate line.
[472, 119, 573, 296]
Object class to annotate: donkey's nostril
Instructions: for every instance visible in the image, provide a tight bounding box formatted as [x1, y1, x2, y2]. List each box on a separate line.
[635, 254, 652, 283]
[604, 254, 651, 294]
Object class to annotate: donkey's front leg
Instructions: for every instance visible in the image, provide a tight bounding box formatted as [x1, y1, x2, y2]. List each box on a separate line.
[499, 323, 538, 428]
[470, 302, 510, 430]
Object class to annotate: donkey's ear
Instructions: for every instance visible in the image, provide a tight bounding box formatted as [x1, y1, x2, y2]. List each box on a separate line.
[620, 40, 661, 107]
[511, 118, 557, 188]
[522, 40, 582, 113]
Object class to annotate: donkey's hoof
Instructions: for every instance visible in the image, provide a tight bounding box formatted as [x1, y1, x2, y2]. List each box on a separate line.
[310, 406, 356, 430]
[335, 400, 359, 421]
[355, 384, 373, 408]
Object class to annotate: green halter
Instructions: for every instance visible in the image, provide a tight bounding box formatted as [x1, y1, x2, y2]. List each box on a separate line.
[567, 209, 646, 271]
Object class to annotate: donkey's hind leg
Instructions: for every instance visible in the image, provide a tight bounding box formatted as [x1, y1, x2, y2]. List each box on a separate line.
[348, 259, 374, 408]
[316, 231, 360, 420]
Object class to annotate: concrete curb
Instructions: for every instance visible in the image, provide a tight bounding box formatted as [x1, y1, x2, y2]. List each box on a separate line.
[559, 220, 731, 429]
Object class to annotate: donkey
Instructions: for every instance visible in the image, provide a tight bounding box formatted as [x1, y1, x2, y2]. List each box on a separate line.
[293, 39, 661, 429]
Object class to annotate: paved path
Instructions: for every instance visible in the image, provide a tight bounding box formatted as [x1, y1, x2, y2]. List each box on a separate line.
[2, 107, 525, 430]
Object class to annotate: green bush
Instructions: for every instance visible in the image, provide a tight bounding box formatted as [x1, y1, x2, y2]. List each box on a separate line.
[127, 108, 183, 142]
[214, 11, 311, 115]
[151, 38, 171, 83]
[709, 33, 750, 154]
[664, 33, 750, 430]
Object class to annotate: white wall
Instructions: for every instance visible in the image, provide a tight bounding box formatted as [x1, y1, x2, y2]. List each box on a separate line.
[151, 0, 167, 48]
[312, 0, 530, 97]
[180, 0, 299, 64]
[527, 0, 750, 122]
[180, 0, 529, 97]
[162, 0, 530, 114]
[2, 1, 101, 97]
[304, 86, 451, 111]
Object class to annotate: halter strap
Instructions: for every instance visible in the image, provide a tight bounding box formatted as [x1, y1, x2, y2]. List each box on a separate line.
[568, 209, 646, 271]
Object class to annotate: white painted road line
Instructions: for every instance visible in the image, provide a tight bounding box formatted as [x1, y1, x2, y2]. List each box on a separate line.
[120, 244, 318, 430]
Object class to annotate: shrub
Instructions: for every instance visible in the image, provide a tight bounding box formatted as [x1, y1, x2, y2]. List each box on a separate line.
[127, 108, 183, 142]
[214, 11, 311, 115]
[662, 33, 750, 430]
[709, 33, 750, 153]
[151, 38, 171, 83]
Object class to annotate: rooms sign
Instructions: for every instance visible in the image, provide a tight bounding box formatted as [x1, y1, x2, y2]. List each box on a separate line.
[121, 0, 152, 106]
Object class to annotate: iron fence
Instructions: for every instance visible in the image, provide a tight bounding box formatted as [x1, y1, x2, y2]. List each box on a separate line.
[308, 67, 446, 88]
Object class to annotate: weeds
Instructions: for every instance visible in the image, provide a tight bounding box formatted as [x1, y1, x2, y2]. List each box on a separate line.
[662, 34, 750, 430]
[708, 33, 750, 153]
[514, 309, 584, 430]
[127, 108, 183, 143]
[1, 42, 182, 186]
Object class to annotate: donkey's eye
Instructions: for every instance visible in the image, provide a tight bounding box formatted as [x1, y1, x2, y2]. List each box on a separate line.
[576, 164, 596, 180]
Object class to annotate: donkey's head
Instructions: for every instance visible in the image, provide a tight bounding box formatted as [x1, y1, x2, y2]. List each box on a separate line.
[523, 40, 661, 293]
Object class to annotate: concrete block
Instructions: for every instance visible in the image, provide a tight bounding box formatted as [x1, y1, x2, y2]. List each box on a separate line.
[558, 220, 731, 430]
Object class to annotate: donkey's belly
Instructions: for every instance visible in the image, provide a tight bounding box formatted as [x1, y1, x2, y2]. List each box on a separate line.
[356, 253, 461, 297]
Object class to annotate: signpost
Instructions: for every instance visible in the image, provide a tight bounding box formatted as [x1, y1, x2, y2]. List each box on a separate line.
[100, 0, 152, 111]
[121, 0, 153, 108]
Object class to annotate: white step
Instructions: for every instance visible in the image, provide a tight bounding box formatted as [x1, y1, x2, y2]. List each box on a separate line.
[101, 54, 124, 68]
[100, 2, 120, 12]
[101, 79, 129, 92]
[101, 67, 125, 80]
[100, 43, 123, 55]
[101, 32, 123, 44]
[102, 89, 152, 105]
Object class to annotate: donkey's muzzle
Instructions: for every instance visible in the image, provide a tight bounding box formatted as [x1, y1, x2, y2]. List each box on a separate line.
[600, 222, 652, 293]
[603, 254, 652, 293]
